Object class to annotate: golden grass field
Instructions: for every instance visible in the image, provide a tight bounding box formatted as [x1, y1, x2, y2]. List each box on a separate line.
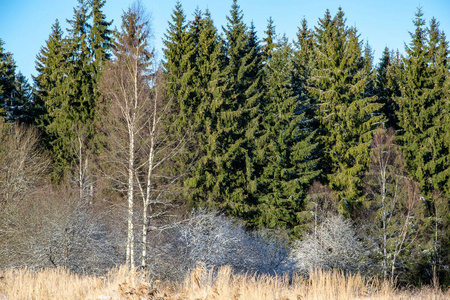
[0, 265, 448, 300]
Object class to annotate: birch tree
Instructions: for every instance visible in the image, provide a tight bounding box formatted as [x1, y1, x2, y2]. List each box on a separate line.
[364, 128, 419, 284]
[100, 3, 153, 269]
[100, 3, 182, 270]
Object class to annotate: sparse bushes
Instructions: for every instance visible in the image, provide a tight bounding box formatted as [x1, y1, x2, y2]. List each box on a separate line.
[0, 121, 49, 205]
[143, 209, 295, 280]
[0, 187, 124, 273]
[291, 215, 368, 274]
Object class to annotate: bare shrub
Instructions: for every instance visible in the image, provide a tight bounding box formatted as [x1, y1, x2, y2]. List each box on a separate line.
[0, 187, 124, 273]
[0, 121, 49, 205]
[363, 128, 420, 284]
[143, 209, 294, 281]
[291, 215, 367, 274]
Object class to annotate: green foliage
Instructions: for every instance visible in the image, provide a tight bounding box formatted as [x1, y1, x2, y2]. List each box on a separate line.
[0, 40, 34, 122]
[0, 39, 17, 119]
[34, 0, 112, 180]
[375, 47, 403, 129]
[308, 9, 383, 215]
[395, 10, 450, 284]
[210, 0, 263, 219]
[183, 10, 227, 206]
[252, 35, 319, 234]
[292, 18, 314, 109]
[261, 17, 276, 60]
[161, 1, 199, 187]
[163, 1, 196, 130]
[397, 9, 450, 198]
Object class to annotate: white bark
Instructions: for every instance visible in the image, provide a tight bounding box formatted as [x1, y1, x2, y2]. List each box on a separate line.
[367, 129, 417, 284]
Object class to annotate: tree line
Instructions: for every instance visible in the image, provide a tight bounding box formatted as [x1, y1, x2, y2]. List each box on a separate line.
[0, 0, 449, 286]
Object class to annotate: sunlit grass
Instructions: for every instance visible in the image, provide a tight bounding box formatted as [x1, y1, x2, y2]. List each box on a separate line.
[0, 265, 448, 299]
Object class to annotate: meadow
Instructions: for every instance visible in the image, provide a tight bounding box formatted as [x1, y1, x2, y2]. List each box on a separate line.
[0, 265, 448, 300]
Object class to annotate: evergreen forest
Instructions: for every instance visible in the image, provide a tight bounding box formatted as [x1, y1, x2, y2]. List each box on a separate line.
[1, 0, 449, 288]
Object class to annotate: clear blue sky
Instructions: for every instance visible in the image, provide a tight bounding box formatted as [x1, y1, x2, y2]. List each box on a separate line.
[1, 0, 449, 82]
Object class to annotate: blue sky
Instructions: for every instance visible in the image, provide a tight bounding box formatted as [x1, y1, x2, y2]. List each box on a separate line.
[1, 0, 449, 82]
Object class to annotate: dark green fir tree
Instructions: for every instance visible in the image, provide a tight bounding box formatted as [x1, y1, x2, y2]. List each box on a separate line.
[184, 10, 228, 207]
[161, 1, 199, 182]
[37, 0, 96, 179]
[397, 10, 450, 197]
[89, 0, 113, 149]
[375, 47, 403, 129]
[308, 9, 383, 215]
[0, 39, 18, 119]
[11, 72, 35, 123]
[254, 33, 319, 235]
[212, 0, 263, 219]
[34, 19, 66, 130]
[162, 1, 196, 132]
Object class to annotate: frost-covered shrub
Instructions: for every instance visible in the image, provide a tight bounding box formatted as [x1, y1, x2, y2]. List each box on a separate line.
[291, 215, 367, 274]
[0, 188, 123, 273]
[144, 209, 295, 280]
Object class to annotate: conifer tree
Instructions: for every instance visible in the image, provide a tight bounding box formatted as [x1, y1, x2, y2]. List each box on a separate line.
[38, 0, 94, 178]
[89, 0, 112, 75]
[11, 72, 35, 124]
[162, 1, 195, 131]
[397, 10, 450, 197]
[426, 18, 450, 196]
[253, 34, 319, 235]
[36, 0, 112, 180]
[362, 41, 376, 98]
[308, 9, 383, 215]
[184, 11, 228, 206]
[213, 0, 263, 219]
[261, 17, 276, 61]
[0, 39, 18, 119]
[391, 12, 450, 283]
[161, 1, 199, 183]
[184, 0, 263, 221]
[89, 0, 113, 147]
[292, 19, 314, 122]
[34, 19, 66, 130]
[375, 47, 402, 129]
[0, 41, 35, 123]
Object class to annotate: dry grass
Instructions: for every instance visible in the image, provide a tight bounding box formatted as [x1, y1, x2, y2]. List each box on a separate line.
[0, 264, 448, 300]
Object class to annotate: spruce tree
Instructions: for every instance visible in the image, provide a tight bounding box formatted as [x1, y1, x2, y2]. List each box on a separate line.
[89, 0, 113, 149]
[213, 0, 263, 219]
[184, 10, 228, 207]
[162, 1, 195, 132]
[426, 19, 450, 196]
[11, 72, 35, 124]
[394, 11, 450, 283]
[36, 0, 112, 180]
[292, 19, 314, 125]
[161, 1, 198, 182]
[397, 10, 450, 197]
[0, 41, 35, 123]
[375, 47, 402, 129]
[253, 34, 319, 235]
[0, 39, 18, 120]
[261, 17, 276, 61]
[308, 9, 383, 215]
[186, 0, 263, 221]
[41, 0, 94, 178]
[34, 19, 66, 129]
[89, 0, 112, 74]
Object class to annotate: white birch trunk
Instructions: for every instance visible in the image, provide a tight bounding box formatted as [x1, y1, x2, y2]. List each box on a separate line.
[126, 128, 135, 269]
[141, 90, 157, 268]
